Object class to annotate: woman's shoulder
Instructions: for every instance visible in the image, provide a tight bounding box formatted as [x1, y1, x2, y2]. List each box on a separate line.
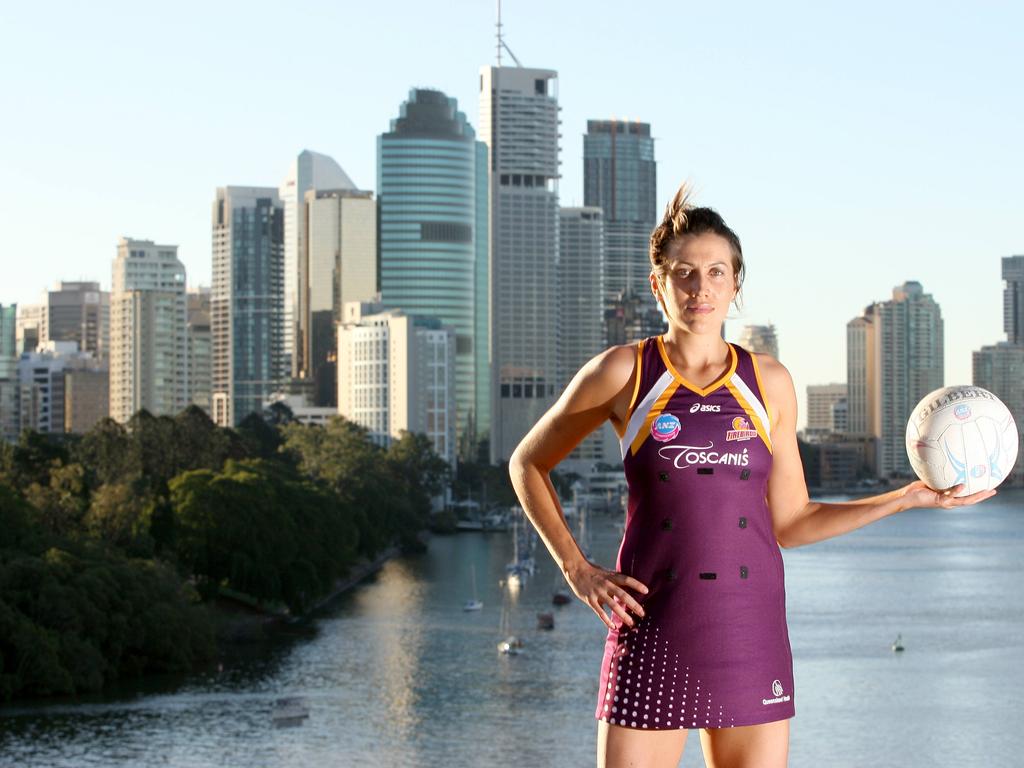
[747, 350, 796, 415]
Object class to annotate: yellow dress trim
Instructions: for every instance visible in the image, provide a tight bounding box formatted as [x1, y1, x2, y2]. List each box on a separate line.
[748, 350, 774, 432]
[629, 380, 682, 456]
[656, 336, 738, 397]
[725, 380, 773, 455]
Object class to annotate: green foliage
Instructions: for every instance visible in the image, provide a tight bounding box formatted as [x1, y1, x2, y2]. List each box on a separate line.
[169, 459, 357, 614]
[0, 484, 214, 701]
[237, 413, 284, 460]
[282, 417, 392, 558]
[6, 430, 70, 488]
[73, 418, 137, 487]
[1, 405, 452, 700]
[23, 461, 89, 538]
[82, 480, 155, 557]
[453, 456, 518, 510]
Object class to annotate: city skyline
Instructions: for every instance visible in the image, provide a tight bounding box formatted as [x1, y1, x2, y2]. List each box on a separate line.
[2, 1, 1021, 426]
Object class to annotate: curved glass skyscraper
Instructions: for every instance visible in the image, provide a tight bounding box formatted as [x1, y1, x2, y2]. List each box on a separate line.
[378, 89, 489, 457]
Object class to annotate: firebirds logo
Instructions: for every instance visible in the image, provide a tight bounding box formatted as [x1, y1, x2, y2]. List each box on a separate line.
[726, 416, 757, 442]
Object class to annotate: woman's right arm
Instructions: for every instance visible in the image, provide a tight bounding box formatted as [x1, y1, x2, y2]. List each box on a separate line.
[508, 344, 649, 630]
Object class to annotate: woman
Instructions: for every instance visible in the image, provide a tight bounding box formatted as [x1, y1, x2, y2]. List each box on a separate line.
[508, 184, 995, 768]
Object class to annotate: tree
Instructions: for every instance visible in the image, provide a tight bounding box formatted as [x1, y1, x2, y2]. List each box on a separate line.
[172, 405, 237, 473]
[237, 413, 283, 460]
[282, 418, 390, 558]
[82, 480, 154, 556]
[23, 462, 89, 538]
[169, 459, 358, 613]
[9, 430, 70, 488]
[74, 418, 137, 487]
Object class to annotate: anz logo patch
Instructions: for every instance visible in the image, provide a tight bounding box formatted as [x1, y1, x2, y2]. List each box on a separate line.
[689, 402, 721, 413]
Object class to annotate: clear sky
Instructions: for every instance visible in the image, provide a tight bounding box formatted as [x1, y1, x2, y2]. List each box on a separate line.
[2, 1, 1021, 426]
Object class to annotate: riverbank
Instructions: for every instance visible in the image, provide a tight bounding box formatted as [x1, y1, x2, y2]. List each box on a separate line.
[212, 530, 431, 644]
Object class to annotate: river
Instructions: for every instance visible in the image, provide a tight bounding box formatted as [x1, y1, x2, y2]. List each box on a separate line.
[2, 489, 1022, 767]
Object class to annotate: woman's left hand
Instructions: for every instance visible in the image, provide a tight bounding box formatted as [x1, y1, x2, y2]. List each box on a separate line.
[900, 479, 997, 510]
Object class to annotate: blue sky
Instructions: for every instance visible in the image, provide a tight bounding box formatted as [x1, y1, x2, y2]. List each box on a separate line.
[1, 1, 1021, 423]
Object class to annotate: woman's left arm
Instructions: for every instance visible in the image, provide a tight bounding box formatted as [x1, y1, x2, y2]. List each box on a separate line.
[758, 354, 997, 549]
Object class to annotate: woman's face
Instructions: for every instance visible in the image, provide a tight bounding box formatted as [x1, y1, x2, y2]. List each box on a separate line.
[650, 232, 738, 335]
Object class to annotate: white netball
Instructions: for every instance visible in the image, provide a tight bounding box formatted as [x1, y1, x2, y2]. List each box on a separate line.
[906, 386, 1019, 497]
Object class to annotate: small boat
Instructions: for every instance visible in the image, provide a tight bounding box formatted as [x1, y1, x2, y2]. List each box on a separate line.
[272, 696, 309, 727]
[497, 635, 524, 654]
[891, 634, 905, 652]
[552, 589, 572, 606]
[537, 612, 554, 630]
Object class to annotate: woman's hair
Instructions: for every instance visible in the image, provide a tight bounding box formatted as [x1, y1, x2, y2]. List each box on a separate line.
[649, 183, 745, 305]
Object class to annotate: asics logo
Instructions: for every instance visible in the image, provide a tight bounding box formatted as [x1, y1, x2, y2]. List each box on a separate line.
[689, 403, 721, 413]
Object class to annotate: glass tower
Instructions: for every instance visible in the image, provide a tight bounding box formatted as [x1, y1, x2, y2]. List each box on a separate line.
[584, 120, 661, 345]
[211, 187, 285, 426]
[0, 304, 16, 440]
[378, 88, 489, 458]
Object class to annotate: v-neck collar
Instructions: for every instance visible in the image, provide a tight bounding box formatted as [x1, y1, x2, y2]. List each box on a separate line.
[656, 335, 737, 397]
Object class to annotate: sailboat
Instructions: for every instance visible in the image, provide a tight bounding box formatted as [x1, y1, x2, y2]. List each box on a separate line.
[496, 600, 524, 654]
[577, 502, 590, 560]
[463, 562, 483, 611]
[891, 633, 905, 652]
[506, 511, 535, 580]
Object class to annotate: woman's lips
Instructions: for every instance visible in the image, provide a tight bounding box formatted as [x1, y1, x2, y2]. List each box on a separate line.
[685, 305, 714, 314]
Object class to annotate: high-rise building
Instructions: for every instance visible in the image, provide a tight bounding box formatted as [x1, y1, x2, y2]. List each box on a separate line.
[64, 368, 109, 433]
[279, 150, 357, 378]
[302, 188, 376, 406]
[738, 324, 779, 359]
[0, 304, 17, 440]
[805, 383, 847, 435]
[1002, 255, 1024, 345]
[109, 238, 188, 423]
[849, 282, 943, 477]
[16, 341, 100, 434]
[337, 299, 457, 467]
[479, 65, 560, 462]
[846, 306, 878, 440]
[187, 288, 212, 414]
[970, 255, 1024, 487]
[379, 88, 490, 458]
[0, 305, 15, 369]
[211, 186, 285, 427]
[39, 281, 109, 363]
[972, 343, 1024, 486]
[583, 118, 661, 346]
[557, 207, 614, 470]
[14, 304, 41, 356]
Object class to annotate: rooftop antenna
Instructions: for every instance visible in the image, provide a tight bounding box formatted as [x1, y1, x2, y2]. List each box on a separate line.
[496, 0, 522, 67]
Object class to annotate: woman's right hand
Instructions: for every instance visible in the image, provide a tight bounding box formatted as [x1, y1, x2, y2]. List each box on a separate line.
[565, 559, 649, 630]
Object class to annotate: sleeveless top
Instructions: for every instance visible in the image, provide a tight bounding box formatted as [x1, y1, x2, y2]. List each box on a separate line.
[595, 336, 795, 730]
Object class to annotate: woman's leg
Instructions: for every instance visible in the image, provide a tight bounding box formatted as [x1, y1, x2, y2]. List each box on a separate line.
[698, 719, 789, 768]
[597, 720, 688, 768]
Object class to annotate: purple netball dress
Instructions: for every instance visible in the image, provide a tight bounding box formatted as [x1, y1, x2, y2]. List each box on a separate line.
[595, 337, 795, 730]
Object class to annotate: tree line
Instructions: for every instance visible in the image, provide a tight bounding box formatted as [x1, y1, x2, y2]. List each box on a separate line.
[0, 406, 449, 702]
